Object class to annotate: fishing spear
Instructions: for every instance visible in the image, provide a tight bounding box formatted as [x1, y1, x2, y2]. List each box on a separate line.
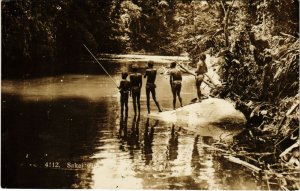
[83, 44, 119, 87]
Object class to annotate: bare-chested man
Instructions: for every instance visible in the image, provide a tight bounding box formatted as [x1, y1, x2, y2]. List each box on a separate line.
[144, 61, 162, 114]
[118, 72, 131, 117]
[130, 65, 142, 115]
[195, 54, 208, 101]
[169, 62, 183, 110]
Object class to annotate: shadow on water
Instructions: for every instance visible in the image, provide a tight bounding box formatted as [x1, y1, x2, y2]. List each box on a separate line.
[2, 93, 115, 188]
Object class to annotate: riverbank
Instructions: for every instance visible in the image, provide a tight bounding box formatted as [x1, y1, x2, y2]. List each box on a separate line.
[215, 95, 299, 190]
[207, 34, 299, 190]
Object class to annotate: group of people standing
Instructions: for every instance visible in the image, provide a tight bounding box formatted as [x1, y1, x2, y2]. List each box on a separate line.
[118, 54, 208, 117]
[118, 61, 162, 117]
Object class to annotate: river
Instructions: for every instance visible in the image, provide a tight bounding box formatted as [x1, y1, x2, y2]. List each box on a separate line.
[2, 55, 259, 189]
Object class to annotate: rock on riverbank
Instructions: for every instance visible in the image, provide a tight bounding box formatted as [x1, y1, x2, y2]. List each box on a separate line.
[149, 98, 246, 140]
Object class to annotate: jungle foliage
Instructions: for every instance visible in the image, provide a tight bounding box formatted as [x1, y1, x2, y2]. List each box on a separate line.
[2, 0, 179, 78]
[2, 0, 298, 78]
[2, 0, 299, 189]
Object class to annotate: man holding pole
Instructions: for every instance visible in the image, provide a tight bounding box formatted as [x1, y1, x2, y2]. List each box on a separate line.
[130, 64, 142, 115]
[178, 54, 208, 102]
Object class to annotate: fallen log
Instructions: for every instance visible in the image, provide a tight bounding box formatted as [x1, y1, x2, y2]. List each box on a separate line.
[279, 32, 297, 39]
[202, 143, 232, 154]
[286, 102, 299, 116]
[279, 140, 300, 158]
[276, 127, 299, 146]
[225, 155, 262, 173]
[276, 101, 299, 133]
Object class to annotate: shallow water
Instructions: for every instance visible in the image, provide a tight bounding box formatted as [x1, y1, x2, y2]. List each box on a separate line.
[2, 59, 259, 189]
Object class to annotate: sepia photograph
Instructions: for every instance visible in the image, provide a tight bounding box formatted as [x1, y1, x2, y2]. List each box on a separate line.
[1, 0, 299, 189]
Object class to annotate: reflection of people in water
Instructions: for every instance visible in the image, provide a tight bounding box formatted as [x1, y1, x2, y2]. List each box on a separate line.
[191, 135, 200, 176]
[128, 115, 140, 151]
[119, 113, 128, 139]
[143, 118, 158, 165]
[167, 124, 180, 161]
[118, 112, 128, 152]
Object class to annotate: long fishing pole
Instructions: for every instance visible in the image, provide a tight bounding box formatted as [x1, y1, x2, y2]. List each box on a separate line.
[83, 44, 119, 87]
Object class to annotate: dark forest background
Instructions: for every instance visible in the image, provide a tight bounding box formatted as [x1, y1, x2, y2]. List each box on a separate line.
[2, 2, 300, 188]
[2, 0, 299, 79]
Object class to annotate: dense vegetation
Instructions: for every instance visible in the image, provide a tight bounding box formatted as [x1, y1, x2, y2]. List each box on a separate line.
[2, 0, 298, 78]
[182, 1, 299, 190]
[2, 0, 179, 78]
[2, 0, 299, 189]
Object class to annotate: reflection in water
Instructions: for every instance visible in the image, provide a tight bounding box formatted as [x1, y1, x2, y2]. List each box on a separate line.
[129, 115, 140, 152]
[2, 73, 259, 189]
[143, 118, 157, 165]
[118, 113, 128, 152]
[119, 113, 128, 139]
[191, 135, 201, 177]
[168, 124, 180, 161]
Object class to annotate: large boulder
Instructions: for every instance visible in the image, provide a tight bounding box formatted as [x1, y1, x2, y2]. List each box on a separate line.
[149, 98, 247, 140]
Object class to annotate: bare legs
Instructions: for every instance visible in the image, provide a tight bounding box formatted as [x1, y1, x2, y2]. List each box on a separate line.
[196, 78, 203, 101]
[172, 85, 183, 110]
[146, 88, 162, 114]
[132, 92, 140, 115]
[196, 85, 201, 101]
[120, 93, 129, 117]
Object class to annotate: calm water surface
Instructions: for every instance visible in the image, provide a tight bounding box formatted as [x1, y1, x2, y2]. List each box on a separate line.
[2, 60, 259, 189]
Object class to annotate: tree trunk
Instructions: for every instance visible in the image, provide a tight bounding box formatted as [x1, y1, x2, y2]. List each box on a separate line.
[263, 0, 266, 35]
[224, 11, 229, 47]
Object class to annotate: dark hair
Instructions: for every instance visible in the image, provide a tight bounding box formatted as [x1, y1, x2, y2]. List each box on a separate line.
[131, 64, 138, 72]
[200, 54, 206, 61]
[148, 61, 154, 68]
[122, 72, 128, 79]
[170, 62, 176, 68]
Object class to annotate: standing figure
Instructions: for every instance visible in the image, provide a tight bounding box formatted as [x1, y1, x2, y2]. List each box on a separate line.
[169, 62, 183, 110]
[118, 72, 131, 117]
[195, 54, 208, 101]
[144, 61, 162, 114]
[130, 65, 142, 115]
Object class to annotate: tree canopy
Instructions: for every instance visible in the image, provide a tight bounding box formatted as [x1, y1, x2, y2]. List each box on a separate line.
[2, 0, 299, 78]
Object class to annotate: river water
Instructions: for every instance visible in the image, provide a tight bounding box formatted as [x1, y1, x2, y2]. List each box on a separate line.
[2, 56, 259, 189]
